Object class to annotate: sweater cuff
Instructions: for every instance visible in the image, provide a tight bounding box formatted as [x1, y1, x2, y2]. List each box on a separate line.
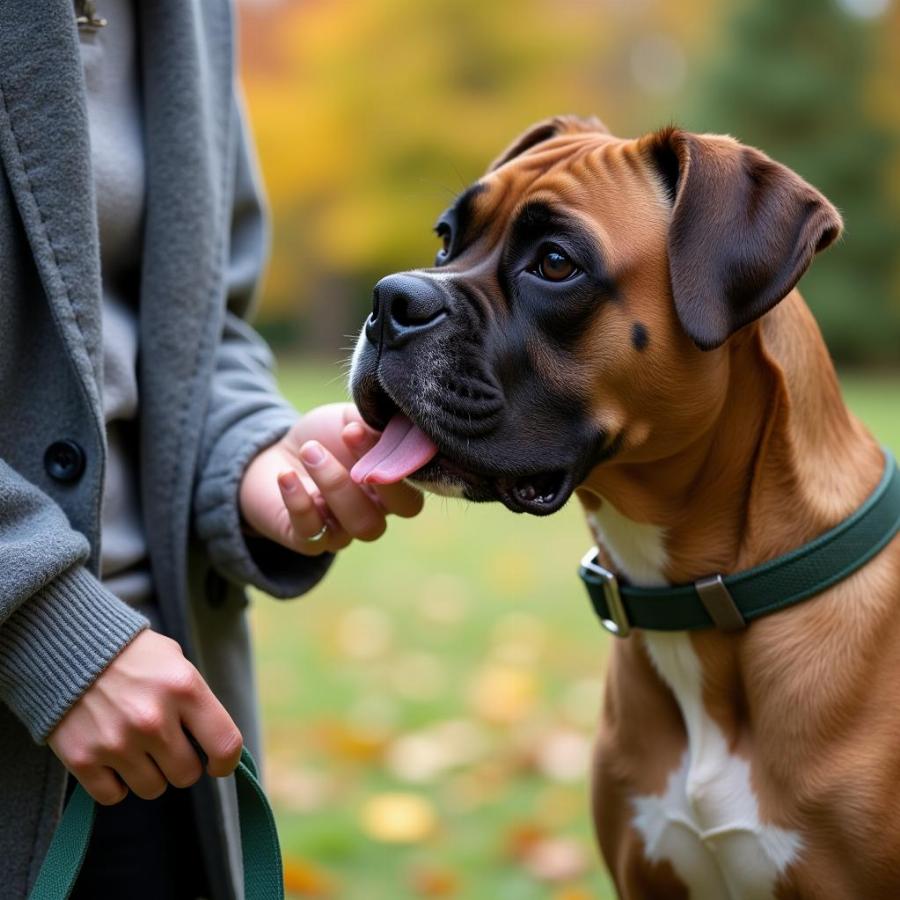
[0, 567, 149, 742]
[194, 408, 334, 598]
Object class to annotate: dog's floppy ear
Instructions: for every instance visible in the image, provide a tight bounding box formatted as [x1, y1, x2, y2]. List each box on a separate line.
[641, 127, 842, 350]
[489, 115, 609, 172]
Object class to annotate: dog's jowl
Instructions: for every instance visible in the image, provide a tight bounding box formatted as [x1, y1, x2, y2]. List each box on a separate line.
[349, 116, 900, 899]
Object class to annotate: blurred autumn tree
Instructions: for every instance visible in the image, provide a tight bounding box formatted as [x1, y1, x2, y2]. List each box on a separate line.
[238, 0, 899, 365]
[687, 0, 900, 363]
[238, 0, 716, 351]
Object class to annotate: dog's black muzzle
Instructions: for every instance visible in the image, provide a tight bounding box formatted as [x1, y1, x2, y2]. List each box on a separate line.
[351, 270, 610, 516]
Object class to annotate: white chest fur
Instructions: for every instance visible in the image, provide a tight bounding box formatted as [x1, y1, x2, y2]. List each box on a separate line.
[587, 505, 802, 899]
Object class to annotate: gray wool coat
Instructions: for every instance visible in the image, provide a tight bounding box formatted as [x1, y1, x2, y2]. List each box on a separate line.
[0, 2, 331, 897]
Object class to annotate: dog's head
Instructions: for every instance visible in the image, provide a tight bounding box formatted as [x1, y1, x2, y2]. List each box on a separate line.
[349, 117, 842, 514]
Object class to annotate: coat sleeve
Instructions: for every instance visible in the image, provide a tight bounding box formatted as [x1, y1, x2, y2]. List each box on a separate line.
[0, 461, 149, 742]
[192, 95, 334, 598]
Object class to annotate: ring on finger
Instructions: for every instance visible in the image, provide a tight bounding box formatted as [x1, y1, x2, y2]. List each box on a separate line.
[305, 522, 329, 543]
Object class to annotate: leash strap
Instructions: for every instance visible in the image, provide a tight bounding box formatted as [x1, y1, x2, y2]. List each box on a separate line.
[581, 451, 900, 635]
[28, 748, 284, 900]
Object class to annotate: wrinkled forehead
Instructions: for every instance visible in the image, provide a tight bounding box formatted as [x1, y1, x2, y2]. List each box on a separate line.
[440, 132, 667, 264]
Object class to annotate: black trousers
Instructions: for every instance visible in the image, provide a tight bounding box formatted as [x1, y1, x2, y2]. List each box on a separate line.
[68, 780, 212, 900]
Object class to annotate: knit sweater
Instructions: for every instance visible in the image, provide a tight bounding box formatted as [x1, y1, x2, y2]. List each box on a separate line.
[79, 0, 155, 610]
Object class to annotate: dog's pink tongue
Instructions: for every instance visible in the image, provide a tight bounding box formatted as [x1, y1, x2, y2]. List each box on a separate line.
[351, 413, 439, 485]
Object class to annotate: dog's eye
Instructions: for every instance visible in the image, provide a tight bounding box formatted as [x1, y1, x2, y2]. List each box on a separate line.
[536, 246, 578, 282]
[435, 224, 452, 264]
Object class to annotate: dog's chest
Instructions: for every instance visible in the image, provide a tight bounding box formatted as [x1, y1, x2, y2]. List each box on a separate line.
[587, 506, 803, 899]
[636, 632, 802, 899]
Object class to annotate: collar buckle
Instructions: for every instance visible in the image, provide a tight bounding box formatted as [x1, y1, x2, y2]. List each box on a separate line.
[580, 548, 631, 638]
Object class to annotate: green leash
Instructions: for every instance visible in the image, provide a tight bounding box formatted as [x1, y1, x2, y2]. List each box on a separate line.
[28, 748, 284, 900]
[580, 450, 900, 636]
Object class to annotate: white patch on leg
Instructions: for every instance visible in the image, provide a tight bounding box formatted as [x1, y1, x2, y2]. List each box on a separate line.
[588, 500, 802, 899]
[638, 633, 802, 899]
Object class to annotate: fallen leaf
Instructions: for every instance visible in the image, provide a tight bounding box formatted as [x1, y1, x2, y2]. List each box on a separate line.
[469, 665, 537, 724]
[552, 888, 595, 900]
[409, 865, 460, 897]
[314, 720, 388, 763]
[283, 857, 335, 897]
[386, 733, 449, 784]
[360, 792, 438, 843]
[387, 719, 491, 784]
[442, 765, 509, 813]
[430, 719, 491, 766]
[504, 822, 548, 861]
[265, 759, 334, 813]
[522, 837, 590, 883]
[534, 730, 592, 783]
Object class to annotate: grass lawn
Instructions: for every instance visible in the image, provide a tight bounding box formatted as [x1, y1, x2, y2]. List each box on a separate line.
[253, 360, 899, 900]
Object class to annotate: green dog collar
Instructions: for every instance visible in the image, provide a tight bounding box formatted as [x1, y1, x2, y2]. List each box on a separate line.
[580, 451, 900, 637]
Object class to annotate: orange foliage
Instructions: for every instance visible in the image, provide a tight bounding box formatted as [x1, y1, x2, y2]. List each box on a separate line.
[236, 0, 900, 347]
[236, 0, 721, 331]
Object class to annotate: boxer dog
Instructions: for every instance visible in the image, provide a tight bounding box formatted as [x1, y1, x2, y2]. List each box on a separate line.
[348, 116, 900, 898]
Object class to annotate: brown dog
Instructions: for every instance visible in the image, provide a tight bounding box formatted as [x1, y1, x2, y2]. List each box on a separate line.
[349, 117, 900, 898]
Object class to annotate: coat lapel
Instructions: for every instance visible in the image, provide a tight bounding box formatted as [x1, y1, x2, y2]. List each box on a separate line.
[0, 0, 238, 634]
[137, 0, 236, 637]
[0, 0, 104, 417]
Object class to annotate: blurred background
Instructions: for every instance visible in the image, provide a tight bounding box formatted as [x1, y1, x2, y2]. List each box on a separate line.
[236, 0, 900, 897]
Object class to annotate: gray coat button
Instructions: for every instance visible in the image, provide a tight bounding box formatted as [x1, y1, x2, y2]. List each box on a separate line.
[45, 440, 86, 483]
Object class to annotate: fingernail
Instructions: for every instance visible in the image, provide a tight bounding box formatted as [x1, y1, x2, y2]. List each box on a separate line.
[301, 441, 326, 467]
[278, 471, 299, 493]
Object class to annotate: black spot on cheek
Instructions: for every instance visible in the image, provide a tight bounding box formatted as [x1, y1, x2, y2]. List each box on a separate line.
[631, 322, 650, 352]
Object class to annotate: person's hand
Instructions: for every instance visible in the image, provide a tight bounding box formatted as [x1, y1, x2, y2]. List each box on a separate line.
[239, 402, 424, 556]
[48, 630, 243, 805]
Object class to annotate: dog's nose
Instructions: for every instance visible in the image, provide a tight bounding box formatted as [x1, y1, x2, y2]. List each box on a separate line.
[366, 274, 448, 349]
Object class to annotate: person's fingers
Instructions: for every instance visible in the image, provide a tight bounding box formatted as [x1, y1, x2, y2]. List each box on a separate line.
[70, 765, 128, 806]
[277, 470, 325, 539]
[278, 470, 353, 553]
[150, 728, 205, 790]
[114, 754, 168, 801]
[180, 682, 244, 778]
[300, 441, 387, 542]
[342, 422, 426, 518]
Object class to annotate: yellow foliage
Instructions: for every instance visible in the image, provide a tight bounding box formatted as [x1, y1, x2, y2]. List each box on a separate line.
[238, 0, 900, 339]
[237, 0, 718, 325]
